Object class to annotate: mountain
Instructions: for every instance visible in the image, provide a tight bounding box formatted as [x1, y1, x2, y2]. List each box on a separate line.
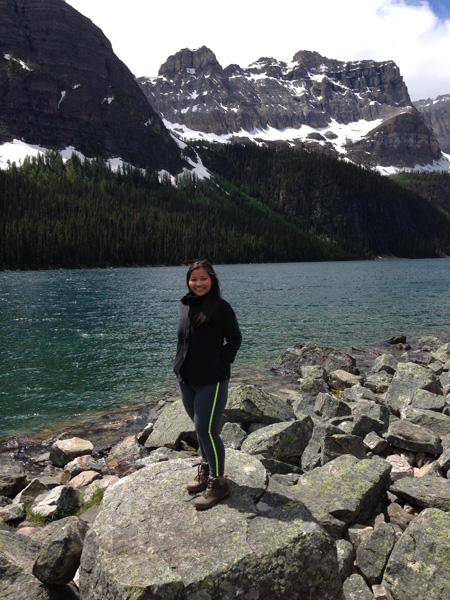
[414, 94, 450, 154]
[0, 0, 184, 172]
[139, 46, 446, 173]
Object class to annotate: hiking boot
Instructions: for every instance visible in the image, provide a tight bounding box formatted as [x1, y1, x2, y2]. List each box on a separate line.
[186, 462, 209, 493]
[193, 475, 230, 510]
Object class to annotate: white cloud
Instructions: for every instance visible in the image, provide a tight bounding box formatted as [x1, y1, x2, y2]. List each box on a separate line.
[62, 1, 450, 99]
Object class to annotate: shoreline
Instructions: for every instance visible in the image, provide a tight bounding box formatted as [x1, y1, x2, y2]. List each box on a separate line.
[1, 330, 446, 463]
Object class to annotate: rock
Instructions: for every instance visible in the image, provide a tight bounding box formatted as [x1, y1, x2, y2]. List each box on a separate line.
[364, 432, 388, 454]
[364, 372, 392, 394]
[106, 434, 149, 476]
[418, 335, 443, 351]
[321, 434, 367, 464]
[0, 529, 80, 600]
[0, 501, 26, 523]
[385, 419, 442, 454]
[351, 400, 390, 437]
[330, 370, 363, 391]
[276, 342, 357, 375]
[372, 354, 398, 375]
[384, 362, 441, 415]
[144, 399, 195, 450]
[78, 452, 343, 600]
[136, 422, 154, 445]
[285, 455, 391, 539]
[32, 516, 87, 585]
[387, 335, 406, 345]
[12, 477, 53, 505]
[298, 375, 329, 400]
[382, 508, 450, 600]
[343, 386, 379, 403]
[372, 584, 394, 600]
[64, 455, 108, 478]
[347, 526, 373, 549]
[315, 393, 352, 419]
[224, 384, 295, 425]
[384, 455, 414, 481]
[416, 460, 442, 478]
[81, 475, 120, 505]
[355, 521, 396, 585]
[399, 406, 450, 438]
[301, 421, 342, 471]
[343, 573, 375, 600]
[437, 448, 450, 473]
[31, 485, 80, 518]
[49, 437, 94, 468]
[0, 454, 28, 498]
[390, 475, 450, 510]
[221, 421, 247, 449]
[241, 416, 313, 465]
[410, 388, 446, 411]
[336, 539, 355, 581]
[386, 502, 414, 530]
[69, 470, 102, 488]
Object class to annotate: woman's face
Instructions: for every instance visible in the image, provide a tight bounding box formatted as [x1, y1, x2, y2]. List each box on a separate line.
[188, 267, 212, 297]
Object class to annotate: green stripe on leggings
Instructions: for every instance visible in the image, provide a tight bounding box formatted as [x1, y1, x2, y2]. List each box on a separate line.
[208, 382, 220, 477]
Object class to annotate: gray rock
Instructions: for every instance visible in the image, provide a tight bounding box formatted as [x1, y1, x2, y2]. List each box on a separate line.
[364, 372, 392, 394]
[343, 385, 379, 403]
[301, 421, 342, 471]
[372, 354, 398, 375]
[107, 434, 148, 476]
[78, 452, 343, 600]
[224, 384, 295, 425]
[321, 434, 367, 464]
[276, 341, 357, 375]
[410, 388, 446, 411]
[298, 374, 329, 400]
[0, 501, 25, 523]
[364, 432, 388, 454]
[384, 362, 441, 414]
[351, 400, 390, 437]
[336, 539, 355, 581]
[386, 502, 414, 530]
[13, 477, 52, 505]
[355, 521, 396, 585]
[0, 454, 28, 498]
[418, 335, 443, 351]
[383, 508, 450, 600]
[33, 516, 87, 585]
[292, 393, 320, 418]
[145, 399, 195, 450]
[285, 455, 391, 539]
[241, 416, 313, 465]
[221, 421, 247, 449]
[0, 530, 80, 600]
[385, 419, 442, 454]
[49, 437, 94, 468]
[399, 406, 450, 438]
[31, 485, 80, 518]
[437, 448, 450, 472]
[343, 573, 375, 600]
[64, 455, 109, 478]
[314, 392, 352, 419]
[330, 370, 363, 391]
[390, 475, 450, 510]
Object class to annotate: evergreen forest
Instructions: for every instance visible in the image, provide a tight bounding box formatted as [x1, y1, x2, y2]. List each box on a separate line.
[1, 144, 449, 270]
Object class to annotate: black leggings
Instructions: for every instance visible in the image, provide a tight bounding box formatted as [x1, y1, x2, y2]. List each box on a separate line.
[179, 380, 229, 477]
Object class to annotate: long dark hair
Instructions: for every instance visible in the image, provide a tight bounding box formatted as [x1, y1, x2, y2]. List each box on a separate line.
[186, 260, 221, 327]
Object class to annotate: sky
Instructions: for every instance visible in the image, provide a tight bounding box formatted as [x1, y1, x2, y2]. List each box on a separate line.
[64, 0, 450, 101]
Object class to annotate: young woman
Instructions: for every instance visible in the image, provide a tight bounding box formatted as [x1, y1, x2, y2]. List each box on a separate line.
[173, 260, 242, 510]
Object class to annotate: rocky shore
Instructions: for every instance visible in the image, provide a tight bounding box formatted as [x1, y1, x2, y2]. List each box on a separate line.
[1, 335, 450, 600]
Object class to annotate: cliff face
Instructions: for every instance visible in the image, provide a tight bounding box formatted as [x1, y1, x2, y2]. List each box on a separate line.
[139, 47, 442, 170]
[414, 95, 450, 154]
[0, 0, 183, 171]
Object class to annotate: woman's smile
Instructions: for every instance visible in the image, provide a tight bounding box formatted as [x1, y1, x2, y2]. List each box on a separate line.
[188, 267, 212, 297]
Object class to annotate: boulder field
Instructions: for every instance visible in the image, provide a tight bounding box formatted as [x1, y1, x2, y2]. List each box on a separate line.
[1, 335, 450, 600]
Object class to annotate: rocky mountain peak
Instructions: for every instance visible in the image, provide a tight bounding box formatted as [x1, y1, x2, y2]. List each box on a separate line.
[139, 46, 444, 171]
[158, 46, 222, 78]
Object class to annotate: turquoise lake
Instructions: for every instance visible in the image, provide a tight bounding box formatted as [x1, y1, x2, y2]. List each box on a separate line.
[1, 259, 449, 441]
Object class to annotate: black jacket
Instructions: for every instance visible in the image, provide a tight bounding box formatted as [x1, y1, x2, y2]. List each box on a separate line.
[173, 293, 242, 386]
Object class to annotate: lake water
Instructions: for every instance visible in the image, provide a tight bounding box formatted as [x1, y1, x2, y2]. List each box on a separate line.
[1, 259, 449, 441]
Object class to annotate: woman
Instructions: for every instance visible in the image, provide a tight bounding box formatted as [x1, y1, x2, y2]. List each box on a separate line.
[173, 260, 242, 510]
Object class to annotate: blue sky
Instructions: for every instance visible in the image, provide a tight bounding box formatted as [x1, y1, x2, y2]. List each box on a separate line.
[66, 0, 450, 100]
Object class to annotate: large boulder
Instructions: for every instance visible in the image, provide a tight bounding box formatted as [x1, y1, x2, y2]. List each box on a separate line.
[390, 475, 450, 511]
[384, 362, 442, 414]
[284, 455, 392, 538]
[0, 529, 80, 600]
[49, 437, 94, 468]
[241, 416, 313, 464]
[144, 400, 195, 450]
[78, 450, 343, 600]
[385, 419, 442, 455]
[382, 508, 450, 600]
[399, 406, 450, 438]
[276, 342, 358, 375]
[224, 384, 295, 425]
[0, 455, 28, 498]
